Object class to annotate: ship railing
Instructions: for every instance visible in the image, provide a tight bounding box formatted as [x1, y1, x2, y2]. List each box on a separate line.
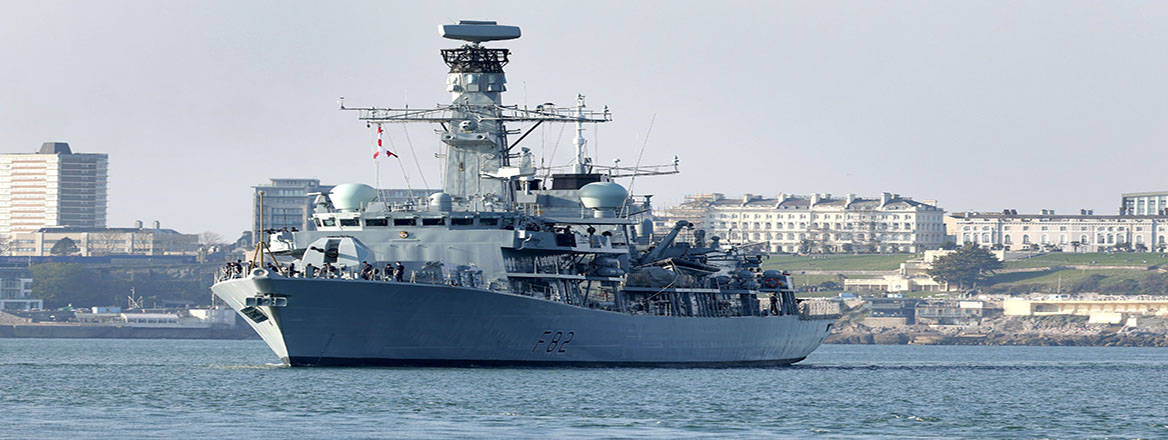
[216, 268, 247, 282]
[797, 299, 842, 320]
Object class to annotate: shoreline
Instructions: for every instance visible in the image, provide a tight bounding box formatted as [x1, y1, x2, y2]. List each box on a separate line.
[0, 323, 258, 340]
[825, 331, 1168, 347]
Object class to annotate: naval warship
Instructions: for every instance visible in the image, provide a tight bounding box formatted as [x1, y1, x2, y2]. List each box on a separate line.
[213, 20, 839, 367]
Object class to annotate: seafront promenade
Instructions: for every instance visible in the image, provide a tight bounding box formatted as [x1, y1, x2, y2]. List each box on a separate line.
[0, 311, 256, 340]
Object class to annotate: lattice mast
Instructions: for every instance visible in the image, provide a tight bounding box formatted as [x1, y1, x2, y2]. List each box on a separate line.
[340, 21, 611, 210]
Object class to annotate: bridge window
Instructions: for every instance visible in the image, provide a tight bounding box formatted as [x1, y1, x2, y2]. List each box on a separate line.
[393, 218, 416, 226]
[340, 218, 359, 227]
[422, 218, 445, 226]
[365, 218, 388, 227]
[451, 218, 474, 226]
[479, 218, 499, 226]
[321, 218, 336, 227]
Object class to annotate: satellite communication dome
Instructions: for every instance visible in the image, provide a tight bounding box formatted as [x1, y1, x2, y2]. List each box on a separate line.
[330, 183, 378, 212]
[429, 192, 453, 212]
[579, 182, 628, 210]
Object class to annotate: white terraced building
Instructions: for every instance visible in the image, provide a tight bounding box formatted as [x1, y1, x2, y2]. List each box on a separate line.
[950, 211, 1168, 252]
[654, 193, 946, 253]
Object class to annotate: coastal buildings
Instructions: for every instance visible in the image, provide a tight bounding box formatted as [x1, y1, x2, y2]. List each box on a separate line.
[0, 264, 38, 311]
[253, 179, 334, 239]
[654, 192, 946, 253]
[1120, 191, 1168, 216]
[7, 224, 199, 256]
[914, 300, 985, 326]
[1003, 297, 1168, 325]
[252, 178, 438, 242]
[843, 250, 953, 293]
[0, 142, 108, 239]
[949, 211, 1168, 252]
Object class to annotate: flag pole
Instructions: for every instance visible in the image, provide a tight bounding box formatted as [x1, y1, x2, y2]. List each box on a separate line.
[375, 124, 383, 204]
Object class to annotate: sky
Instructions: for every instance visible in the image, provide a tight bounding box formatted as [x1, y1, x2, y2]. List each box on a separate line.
[1, 1, 1166, 238]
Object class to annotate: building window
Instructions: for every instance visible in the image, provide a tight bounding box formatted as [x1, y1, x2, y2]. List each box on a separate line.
[1022, 234, 1030, 244]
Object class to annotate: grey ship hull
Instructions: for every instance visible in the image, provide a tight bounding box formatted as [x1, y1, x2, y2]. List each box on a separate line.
[213, 275, 833, 367]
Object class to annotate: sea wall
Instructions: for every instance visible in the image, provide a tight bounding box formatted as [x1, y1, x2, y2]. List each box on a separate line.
[0, 324, 258, 340]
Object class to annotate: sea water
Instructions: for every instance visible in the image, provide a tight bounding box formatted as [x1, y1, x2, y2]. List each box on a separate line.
[1, 339, 1165, 439]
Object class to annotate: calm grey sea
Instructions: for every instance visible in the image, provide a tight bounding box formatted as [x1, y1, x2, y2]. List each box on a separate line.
[0, 339, 1165, 439]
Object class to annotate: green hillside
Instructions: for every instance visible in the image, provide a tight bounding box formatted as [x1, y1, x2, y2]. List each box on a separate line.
[762, 254, 915, 271]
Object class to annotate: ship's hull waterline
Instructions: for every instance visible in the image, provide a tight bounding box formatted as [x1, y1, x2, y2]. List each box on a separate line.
[212, 275, 833, 367]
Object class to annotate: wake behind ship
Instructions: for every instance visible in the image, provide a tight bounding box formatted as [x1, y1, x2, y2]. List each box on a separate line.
[212, 20, 839, 367]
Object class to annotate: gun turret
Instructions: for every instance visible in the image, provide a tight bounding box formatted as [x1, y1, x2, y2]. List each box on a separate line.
[642, 220, 691, 264]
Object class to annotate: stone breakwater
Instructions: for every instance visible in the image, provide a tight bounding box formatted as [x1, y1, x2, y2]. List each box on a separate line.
[826, 315, 1168, 347]
[826, 330, 1168, 347]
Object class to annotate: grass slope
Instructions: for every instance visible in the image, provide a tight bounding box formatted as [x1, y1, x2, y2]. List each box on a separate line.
[1003, 253, 1168, 269]
[762, 254, 915, 271]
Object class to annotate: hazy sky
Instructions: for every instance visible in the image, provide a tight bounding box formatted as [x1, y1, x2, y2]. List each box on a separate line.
[2, 1, 1166, 238]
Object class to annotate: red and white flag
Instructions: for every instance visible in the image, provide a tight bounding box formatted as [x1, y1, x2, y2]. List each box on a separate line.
[373, 125, 398, 159]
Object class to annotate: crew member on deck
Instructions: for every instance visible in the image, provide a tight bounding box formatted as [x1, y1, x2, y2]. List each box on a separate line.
[394, 261, 405, 282]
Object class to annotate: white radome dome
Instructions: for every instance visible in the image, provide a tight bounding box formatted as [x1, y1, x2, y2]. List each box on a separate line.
[579, 182, 628, 210]
[330, 183, 378, 212]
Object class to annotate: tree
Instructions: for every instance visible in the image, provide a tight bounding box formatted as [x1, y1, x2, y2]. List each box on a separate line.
[199, 232, 227, 245]
[927, 244, 1003, 289]
[50, 237, 80, 256]
[939, 241, 958, 250]
[841, 243, 855, 254]
[28, 263, 103, 307]
[87, 231, 123, 256]
[798, 239, 815, 254]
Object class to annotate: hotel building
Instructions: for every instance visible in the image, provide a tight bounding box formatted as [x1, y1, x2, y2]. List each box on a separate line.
[654, 193, 946, 253]
[0, 142, 108, 239]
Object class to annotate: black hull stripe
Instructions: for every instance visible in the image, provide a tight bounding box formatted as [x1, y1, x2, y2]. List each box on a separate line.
[284, 356, 806, 368]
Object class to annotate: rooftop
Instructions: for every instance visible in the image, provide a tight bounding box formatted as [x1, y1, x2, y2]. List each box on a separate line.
[1121, 191, 1168, 198]
[33, 226, 185, 235]
[38, 142, 72, 154]
[950, 212, 1168, 220]
[690, 194, 937, 211]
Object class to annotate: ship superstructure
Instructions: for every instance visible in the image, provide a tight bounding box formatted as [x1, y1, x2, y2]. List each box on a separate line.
[212, 20, 839, 367]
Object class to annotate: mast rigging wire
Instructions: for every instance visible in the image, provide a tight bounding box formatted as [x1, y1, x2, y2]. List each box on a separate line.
[622, 114, 656, 217]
